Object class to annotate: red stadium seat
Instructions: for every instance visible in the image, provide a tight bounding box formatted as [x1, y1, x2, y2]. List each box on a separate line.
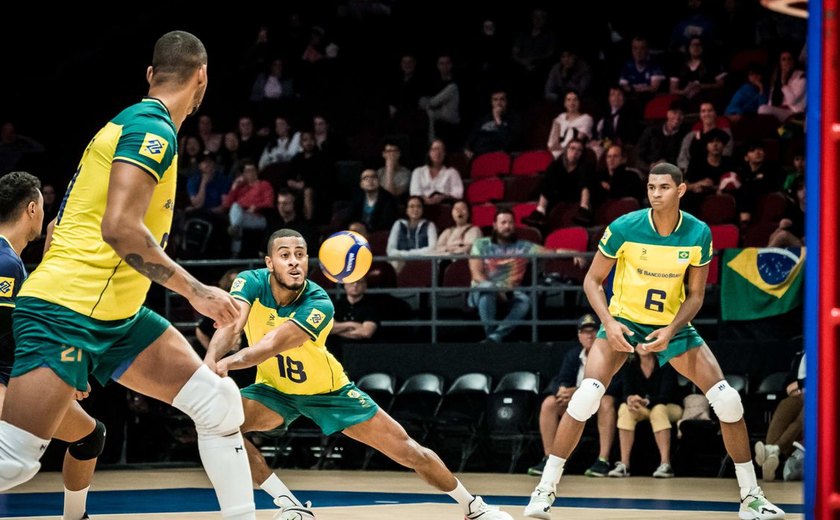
[515, 226, 543, 245]
[471, 203, 497, 227]
[512, 202, 539, 226]
[754, 192, 788, 224]
[595, 197, 641, 225]
[466, 177, 505, 204]
[544, 227, 589, 252]
[644, 94, 684, 121]
[511, 150, 553, 176]
[470, 151, 511, 179]
[708, 224, 740, 285]
[699, 193, 737, 225]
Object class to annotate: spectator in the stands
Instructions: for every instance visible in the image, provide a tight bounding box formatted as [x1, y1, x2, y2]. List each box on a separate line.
[734, 141, 784, 226]
[677, 101, 733, 172]
[218, 132, 244, 179]
[768, 175, 805, 247]
[186, 151, 230, 217]
[347, 168, 399, 232]
[419, 54, 461, 149]
[468, 209, 542, 343]
[331, 277, 383, 346]
[376, 141, 411, 198]
[435, 200, 482, 256]
[635, 100, 688, 170]
[590, 86, 639, 159]
[263, 189, 318, 255]
[236, 115, 266, 164]
[607, 349, 682, 479]
[197, 114, 223, 154]
[669, 0, 718, 54]
[40, 184, 59, 236]
[313, 113, 347, 161]
[547, 90, 594, 159]
[286, 130, 334, 223]
[258, 115, 301, 169]
[685, 128, 733, 201]
[725, 63, 768, 122]
[223, 160, 275, 257]
[250, 57, 295, 105]
[758, 49, 807, 123]
[618, 36, 665, 97]
[409, 139, 464, 205]
[754, 351, 805, 481]
[386, 196, 437, 273]
[464, 89, 522, 159]
[511, 8, 556, 102]
[668, 36, 726, 102]
[592, 145, 645, 209]
[387, 53, 424, 119]
[544, 49, 593, 103]
[528, 138, 594, 227]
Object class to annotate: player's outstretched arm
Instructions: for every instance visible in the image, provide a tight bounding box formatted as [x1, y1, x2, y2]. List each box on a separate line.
[101, 162, 238, 327]
[583, 251, 634, 352]
[205, 299, 250, 370]
[216, 321, 310, 375]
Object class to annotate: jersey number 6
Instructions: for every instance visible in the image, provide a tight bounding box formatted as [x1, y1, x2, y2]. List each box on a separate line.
[644, 289, 666, 313]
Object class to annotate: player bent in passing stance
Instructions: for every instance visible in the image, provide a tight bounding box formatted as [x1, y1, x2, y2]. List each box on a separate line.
[0, 171, 103, 520]
[207, 229, 513, 520]
[524, 163, 785, 520]
[0, 32, 256, 519]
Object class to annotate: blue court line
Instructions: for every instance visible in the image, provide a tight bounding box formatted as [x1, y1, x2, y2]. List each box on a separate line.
[0, 488, 804, 517]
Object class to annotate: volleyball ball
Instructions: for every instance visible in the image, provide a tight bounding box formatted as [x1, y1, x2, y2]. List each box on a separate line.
[318, 231, 372, 283]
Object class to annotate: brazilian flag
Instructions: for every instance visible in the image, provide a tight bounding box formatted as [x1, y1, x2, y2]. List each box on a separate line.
[720, 247, 805, 321]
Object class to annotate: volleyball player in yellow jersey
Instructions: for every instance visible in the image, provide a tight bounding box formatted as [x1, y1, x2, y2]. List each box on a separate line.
[0, 32, 257, 520]
[524, 163, 784, 520]
[207, 229, 513, 520]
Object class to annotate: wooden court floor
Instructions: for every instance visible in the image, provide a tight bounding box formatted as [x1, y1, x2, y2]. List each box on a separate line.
[2, 468, 804, 519]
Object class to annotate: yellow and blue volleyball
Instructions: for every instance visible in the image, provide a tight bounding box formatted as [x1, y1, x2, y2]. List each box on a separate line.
[318, 231, 372, 283]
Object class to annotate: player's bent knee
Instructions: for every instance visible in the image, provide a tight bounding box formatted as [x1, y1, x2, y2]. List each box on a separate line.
[68, 420, 106, 461]
[705, 380, 743, 423]
[567, 378, 606, 422]
[0, 421, 47, 491]
[173, 365, 245, 438]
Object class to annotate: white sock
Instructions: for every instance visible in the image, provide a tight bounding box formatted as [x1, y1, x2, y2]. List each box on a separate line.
[734, 461, 759, 499]
[446, 479, 475, 513]
[198, 433, 256, 519]
[63, 486, 89, 520]
[538, 455, 566, 492]
[261, 473, 302, 507]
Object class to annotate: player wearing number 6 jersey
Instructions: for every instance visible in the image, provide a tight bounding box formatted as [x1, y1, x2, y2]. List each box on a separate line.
[525, 163, 785, 520]
[208, 228, 514, 520]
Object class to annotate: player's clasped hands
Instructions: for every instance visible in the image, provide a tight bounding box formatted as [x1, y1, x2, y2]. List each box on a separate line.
[190, 284, 240, 329]
[639, 327, 674, 353]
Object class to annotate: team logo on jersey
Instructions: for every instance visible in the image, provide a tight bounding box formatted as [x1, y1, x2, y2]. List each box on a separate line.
[231, 278, 246, 292]
[600, 227, 612, 245]
[677, 250, 690, 263]
[306, 308, 326, 328]
[139, 133, 168, 163]
[0, 277, 15, 295]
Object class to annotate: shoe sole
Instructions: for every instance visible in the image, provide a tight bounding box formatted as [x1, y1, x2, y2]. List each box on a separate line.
[763, 455, 779, 481]
[523, 507, 551, 520]
[754, 442, 766, 465]
[527, 469, 543, 477]
[584, 471, 607, 477]
[653, 474, 674, 478]
[738, 511, 785, 520]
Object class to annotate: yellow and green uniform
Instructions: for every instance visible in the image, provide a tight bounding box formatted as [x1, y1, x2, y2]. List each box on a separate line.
[231, 269, 377, 434]
[596, 209, 713, 364]
[12, 98, 174, 390]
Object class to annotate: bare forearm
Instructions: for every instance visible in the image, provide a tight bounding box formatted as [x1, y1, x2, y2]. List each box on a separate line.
[669, 293, 704, 331]
[225, 327, 305, 370]
[584, 278, 615, 326]
[207, 325, 240, 361]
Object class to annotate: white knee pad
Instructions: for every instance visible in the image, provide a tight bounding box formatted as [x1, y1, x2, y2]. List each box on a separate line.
[0, 421, 48, 491]
[172, 365, 244, 438]
[567, 378, 606, 422]
[705, 380, 744, 423]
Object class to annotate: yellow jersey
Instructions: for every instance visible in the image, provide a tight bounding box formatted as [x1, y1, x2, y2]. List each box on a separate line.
[230, 269, 349, 395]
[598, 209, 713, 326]
[21, 98, 178, 320]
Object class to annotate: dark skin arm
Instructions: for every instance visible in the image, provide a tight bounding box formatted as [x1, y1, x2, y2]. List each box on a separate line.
[101, 162, 238, 326]
[216, 320, 311, 375]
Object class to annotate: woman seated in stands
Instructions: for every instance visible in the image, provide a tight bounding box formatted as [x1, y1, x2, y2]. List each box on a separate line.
[668, 37, 726, 102]
[386, 196, 438, 273]
[758, 49, 806, 123]
[409, 139, 464, 206]
[435, 200, 482, 256]
[547, 89, 593, 159]
[608, 348, 682, 479]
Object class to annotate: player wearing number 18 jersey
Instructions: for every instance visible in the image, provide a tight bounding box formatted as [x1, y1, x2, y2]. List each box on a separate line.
[208, 228, 514, 520]
[525, 163, 784, 520]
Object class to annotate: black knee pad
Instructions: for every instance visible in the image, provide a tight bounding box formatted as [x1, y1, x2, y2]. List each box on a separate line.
[68, 420, 106, 461]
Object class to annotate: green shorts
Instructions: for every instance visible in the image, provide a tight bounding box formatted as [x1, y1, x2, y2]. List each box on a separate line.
[12, 296, 170, 391]
[241, 382, 379, 436]
[596, 316, 706, 366]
